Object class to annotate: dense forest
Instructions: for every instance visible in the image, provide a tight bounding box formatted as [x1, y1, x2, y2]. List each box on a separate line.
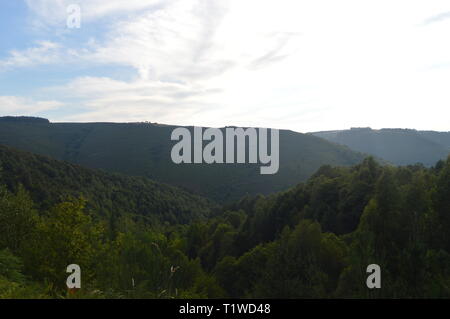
[0, 117, 365, 202]
[0, 144, 449, 298]
[0, 145, 215, 225]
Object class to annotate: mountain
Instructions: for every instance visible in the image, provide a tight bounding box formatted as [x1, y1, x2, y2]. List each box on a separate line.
[311, 127, 450, 166]
[0, 144, 215, 225]
[2, 144, 449, 298]
[209, 155, 450, 298]
[0, 116, 366, 202]
[418, 130, 450, 149]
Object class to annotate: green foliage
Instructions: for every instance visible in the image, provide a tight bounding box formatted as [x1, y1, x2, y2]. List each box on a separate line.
[0, 249, 50, 299]
[0, 185, 38, 252]
[0, 145, 215, 226]
[0, 144, 449, 298]
[0, 249, 25, 283]
[22, 199, 104, 290]
[253, 221, 347, 298]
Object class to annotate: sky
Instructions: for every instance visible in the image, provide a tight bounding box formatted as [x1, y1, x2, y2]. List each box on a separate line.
[0, 0, 450, 133]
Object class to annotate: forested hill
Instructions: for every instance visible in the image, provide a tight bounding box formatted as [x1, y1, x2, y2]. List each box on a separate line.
[1, 150, 448, 298]
[0, 144, 215, 225]
[200, 156, 450, 298]
[0, 117, 366, 202]
[311, 127, 450, 166]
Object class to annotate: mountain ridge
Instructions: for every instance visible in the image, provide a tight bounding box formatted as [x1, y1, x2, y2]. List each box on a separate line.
[0, 116, 367, 202]
[310, 127, 450, 166]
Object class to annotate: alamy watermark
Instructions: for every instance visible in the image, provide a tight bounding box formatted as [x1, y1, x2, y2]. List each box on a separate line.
[63, 262, 380, 291]
[66, 264, 81, 289]
[67, 4, 81, 29]
[171, 127, 280, 175]
[366, 264, 381, 289]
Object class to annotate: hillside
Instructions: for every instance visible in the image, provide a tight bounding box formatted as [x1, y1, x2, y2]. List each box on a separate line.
[0, 117, 366, 202]
[2, 149, 449, 298]
[311, 127, 450, 166]
[0, 144, 215, 225]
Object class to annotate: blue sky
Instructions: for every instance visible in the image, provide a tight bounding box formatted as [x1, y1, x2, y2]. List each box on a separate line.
[1, 0, 450, 132]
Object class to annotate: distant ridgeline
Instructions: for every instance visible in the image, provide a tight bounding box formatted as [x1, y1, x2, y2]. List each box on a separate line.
[0, 116, 50, 124]
[311, 127, 450, 167]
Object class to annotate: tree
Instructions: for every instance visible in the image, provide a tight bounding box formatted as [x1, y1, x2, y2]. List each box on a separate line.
[255, 220, 347, 298]
[0, 185, 38, 252]
[22, 198, 104, 290]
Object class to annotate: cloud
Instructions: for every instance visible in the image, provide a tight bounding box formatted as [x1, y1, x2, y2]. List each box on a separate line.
[12, 0, 450, 132]
[44, 76, 222, 123]
[0, 41, 70, 70]
[25, 0, 167, 27]
[21, 0, 300, 80]
[86, 0, 233, 82]
[248, 32, 302, 70]
[423, 11, 450, 25]
[4, 0, 302, 126]
[0, 96, 63, 115]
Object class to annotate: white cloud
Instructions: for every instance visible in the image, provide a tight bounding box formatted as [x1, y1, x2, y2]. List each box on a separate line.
[423, 11, 450, 26]
[44, 76, 221, 123]
[22, 0, 301, 81]
[0, 96, 63, 115]
[86, 0, 233, 81]
[11, 0, 450, 131]
[25, 0, 167, 27]
[0, 41, 69, 70]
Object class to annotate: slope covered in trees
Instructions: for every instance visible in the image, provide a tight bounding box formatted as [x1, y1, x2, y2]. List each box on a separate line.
[1, 147, 449, 298]
[0, 117, 365, 202]
[311, 127, 450, 166]
[0, 144, 215, 225]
